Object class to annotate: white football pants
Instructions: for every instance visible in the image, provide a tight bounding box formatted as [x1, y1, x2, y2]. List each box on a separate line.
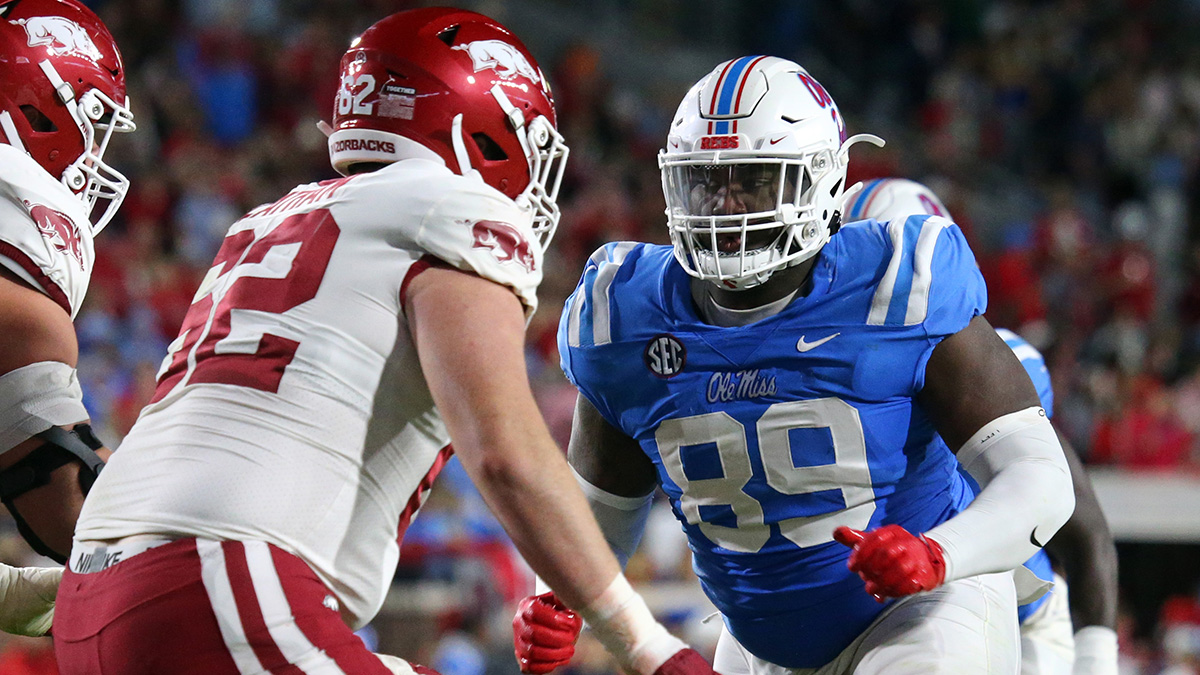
[713, 572, 1020, 675]
[1019, 574, 1075, 675]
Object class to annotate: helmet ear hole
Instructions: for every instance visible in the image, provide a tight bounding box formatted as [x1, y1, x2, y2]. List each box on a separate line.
[436, 24, 460, 45]
[20, 105, 57, 133]
[472, 132, 508, 160]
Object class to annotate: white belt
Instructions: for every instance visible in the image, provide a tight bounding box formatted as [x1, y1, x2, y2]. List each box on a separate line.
[69, 537, 176, 574]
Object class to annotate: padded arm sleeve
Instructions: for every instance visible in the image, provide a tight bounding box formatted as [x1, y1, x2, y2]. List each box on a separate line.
[0, 362, 88, 453]
[925, 406, 1075, 583]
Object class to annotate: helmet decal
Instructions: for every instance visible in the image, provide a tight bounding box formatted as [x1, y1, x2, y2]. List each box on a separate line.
[14, 16, 102, 60]
[452, 39, 542, 86]
[0, 0, 136, 233]
[325, 8, 568, 249]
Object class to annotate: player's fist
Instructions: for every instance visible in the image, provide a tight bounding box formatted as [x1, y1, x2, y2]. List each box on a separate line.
[513, 592, 583, 674]
[0, 563, 62, 636]
[652, 648, 719, 675]
[833, 525, 946, 601]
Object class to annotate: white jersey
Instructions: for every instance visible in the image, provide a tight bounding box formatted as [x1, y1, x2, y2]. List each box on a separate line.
[0, 144, 95, 318]
[75, 158, 542, 627]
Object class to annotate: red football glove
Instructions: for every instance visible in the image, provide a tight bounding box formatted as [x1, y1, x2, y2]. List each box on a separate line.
[513, 592, 583, 674]
[651, 648, 720, 675]
[833, 525, 946, 602]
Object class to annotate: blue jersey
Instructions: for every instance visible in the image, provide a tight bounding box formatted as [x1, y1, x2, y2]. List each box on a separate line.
[559, 216, 986, 668]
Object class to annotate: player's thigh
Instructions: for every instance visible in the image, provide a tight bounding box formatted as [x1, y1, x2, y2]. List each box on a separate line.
[55, 539, 243, 674]
[851, 572, 1020, 675]
[1020, 575, 1074, 675]
[713, 624, 829, 675]
[57, 538, 396, 675]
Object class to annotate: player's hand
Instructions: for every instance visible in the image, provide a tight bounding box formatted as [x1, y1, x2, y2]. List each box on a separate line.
[0, 563, 62, 636]
[651, 647, 719, 675]
[513, 592, 583, 674]
[833, 525, 946, 602]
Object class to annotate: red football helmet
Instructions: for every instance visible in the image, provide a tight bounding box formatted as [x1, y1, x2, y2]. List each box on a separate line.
[327, 7, 568, 247]
[0, 0, 135, 233]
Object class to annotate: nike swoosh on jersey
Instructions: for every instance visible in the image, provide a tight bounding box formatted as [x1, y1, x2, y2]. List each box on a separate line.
[796, 332, 841, 352]
[1030, 528, 1044, 548]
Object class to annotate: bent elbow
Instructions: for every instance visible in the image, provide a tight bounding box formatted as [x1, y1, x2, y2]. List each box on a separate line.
[1039, 462, 1076, 544]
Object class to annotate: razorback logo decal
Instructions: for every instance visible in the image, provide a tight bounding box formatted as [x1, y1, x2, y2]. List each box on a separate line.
[452, 39, 541, 84]
[25, 200, 85, 269]
[14, 16, 103, 60]
[469, 220, 535, 272]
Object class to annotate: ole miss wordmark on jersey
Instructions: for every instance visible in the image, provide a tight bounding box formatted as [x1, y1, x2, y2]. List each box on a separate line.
[559, 215, 987, 668]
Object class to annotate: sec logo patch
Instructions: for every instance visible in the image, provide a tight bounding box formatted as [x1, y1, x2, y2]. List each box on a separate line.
[644, 334, 686, 378]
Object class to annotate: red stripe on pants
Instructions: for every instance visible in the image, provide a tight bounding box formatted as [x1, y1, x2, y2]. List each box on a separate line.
[222, 541, 308, 675]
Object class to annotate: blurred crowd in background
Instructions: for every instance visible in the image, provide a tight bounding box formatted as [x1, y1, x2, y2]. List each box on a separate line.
[3, 0, 1200, 673]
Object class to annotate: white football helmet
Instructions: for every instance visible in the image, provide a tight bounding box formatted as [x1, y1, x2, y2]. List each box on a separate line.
[659, 56, 883, 290]
[843, 177, 951, 224]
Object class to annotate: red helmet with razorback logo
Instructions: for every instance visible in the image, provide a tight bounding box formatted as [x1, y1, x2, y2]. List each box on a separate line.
[0, 0, 135, 233]
[327, 7, 568, 247]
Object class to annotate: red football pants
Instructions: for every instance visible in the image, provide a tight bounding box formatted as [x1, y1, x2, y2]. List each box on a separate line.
[54, 538, 397, 674]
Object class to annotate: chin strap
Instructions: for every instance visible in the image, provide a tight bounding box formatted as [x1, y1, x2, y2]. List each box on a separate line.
[0, 111, 26, 153]
[450, 113, 472, 177]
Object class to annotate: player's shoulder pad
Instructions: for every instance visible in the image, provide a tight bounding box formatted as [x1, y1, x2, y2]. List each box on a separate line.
[560, 241, 663, 350]
[349, 159, 524, 223]
[860, 214, 986, 330]
[357, 160, 543, 315]
[0, 145, 91, 227]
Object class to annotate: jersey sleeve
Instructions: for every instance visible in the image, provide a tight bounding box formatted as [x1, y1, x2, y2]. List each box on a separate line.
[558, 242, 642, 430]
[0, 146, 94, 318]
[996, 328, 1055, 417]
[893, 215, 987, 392]
[414, 182, 542, 317]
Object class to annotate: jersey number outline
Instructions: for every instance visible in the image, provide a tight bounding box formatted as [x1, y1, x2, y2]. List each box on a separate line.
[338, 73, 376, 115]
[152, 209, 341, 402]
[655, 398, 876, 553]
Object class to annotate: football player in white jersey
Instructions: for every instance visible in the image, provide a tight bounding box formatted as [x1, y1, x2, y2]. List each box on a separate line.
[843, 178, 1119, 675]
[57, 8, 717, 675]
[0, 0, 135, 636]
[512, 57, 1077, 674]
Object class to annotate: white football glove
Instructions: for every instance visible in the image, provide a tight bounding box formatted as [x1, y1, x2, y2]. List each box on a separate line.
[0, 563, 63, 637]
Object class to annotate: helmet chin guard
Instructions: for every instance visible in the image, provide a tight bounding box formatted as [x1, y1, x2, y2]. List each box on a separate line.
[660, 56, 883, 290]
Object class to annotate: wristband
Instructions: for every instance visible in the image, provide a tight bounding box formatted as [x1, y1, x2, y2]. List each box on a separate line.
[577, 574, 686, 675]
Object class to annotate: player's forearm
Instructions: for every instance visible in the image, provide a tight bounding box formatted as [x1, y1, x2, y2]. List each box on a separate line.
[455, 427, 623, 610]
[1046, 498, 1119, 629]
[1045, 430, 1119, 630]
[459, 432, 689, 675]
[926, 407, 1075, 582]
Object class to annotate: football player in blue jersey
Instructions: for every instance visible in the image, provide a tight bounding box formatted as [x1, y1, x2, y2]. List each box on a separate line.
[511, 56, 1075, 674]
[843, 178, 1119, 675]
